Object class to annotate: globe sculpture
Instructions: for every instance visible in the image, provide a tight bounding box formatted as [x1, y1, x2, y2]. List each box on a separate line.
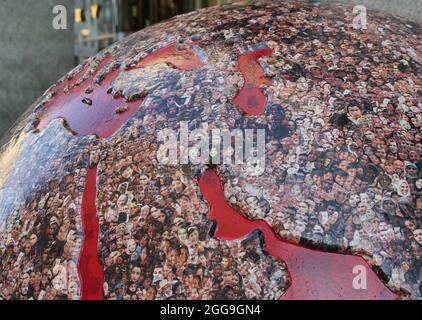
[0, 0, 421, 300]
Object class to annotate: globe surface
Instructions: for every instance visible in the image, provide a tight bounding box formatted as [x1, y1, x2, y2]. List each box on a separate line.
[0, 0, 421, 300]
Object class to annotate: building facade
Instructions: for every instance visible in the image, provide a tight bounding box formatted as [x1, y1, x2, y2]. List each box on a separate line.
[74, 0, 235, 63]
[0, 0, 74, 138]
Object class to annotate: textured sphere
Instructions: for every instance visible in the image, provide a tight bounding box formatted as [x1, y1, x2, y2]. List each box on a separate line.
[0, 0, 421, 300]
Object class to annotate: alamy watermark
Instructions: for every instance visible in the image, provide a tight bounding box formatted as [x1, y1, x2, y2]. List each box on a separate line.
[352, 265, 368, 290]
[352, 5, 368, 30]
[52, 5, 68, 30]
[157, 122, 266, 176]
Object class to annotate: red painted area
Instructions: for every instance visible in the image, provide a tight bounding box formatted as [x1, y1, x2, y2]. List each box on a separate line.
[78, 164, 104, 300]
[37, 56, 141, 138]
[36, 43, 204, 301]
[37, 43, 203, 138]
[132, 42, 203, 71]
[199, 169, 398, 300]
[233, 48, 273, 116]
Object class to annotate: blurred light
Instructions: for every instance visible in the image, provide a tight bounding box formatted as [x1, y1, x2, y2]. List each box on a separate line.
[80, 28, 91, 37]
[131, 5, 138, 17]
[75, 8, 85, 23]
[91, 4, 101, 19]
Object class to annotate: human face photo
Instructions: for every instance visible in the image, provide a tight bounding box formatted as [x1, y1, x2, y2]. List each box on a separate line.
[348, 106, 362, 120]
[398, 181, 410, 197]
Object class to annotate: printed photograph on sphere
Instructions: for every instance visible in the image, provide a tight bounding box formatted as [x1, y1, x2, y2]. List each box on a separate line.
[0, 0, 421, 305]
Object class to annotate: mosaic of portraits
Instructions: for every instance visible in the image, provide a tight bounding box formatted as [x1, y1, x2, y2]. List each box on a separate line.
[94, 135, 289, 300]
[0, 0, 421, 299]
[0, 121, 93, 300]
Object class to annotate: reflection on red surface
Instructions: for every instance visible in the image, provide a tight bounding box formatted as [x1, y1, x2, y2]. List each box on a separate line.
[233, 48, 273, 116]
[199, 169, 397, 300]
[132, 42, 203, 71]
[37, 43, 202, 138]
[37, 55, 141, 138]
[79, 163, 104, 300]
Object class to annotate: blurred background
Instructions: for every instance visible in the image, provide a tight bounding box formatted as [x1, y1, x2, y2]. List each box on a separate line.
[0, 0, 421, 138]
[73, 0, 238, 64]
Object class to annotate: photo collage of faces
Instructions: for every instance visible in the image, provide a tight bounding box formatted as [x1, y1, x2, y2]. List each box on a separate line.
[0, 121, 93, 300]
[0, 0, 421, 299]
[94, 133, 289, 300]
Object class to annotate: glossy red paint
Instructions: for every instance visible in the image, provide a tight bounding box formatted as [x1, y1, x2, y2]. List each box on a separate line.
[37, 56, 141, 138]
[131, 42, 203, 71]
[37, 42, 202, 138]
[199, 169, 398, 300]
[78, 164, 104, 300]
[233, 48, 273, 116]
